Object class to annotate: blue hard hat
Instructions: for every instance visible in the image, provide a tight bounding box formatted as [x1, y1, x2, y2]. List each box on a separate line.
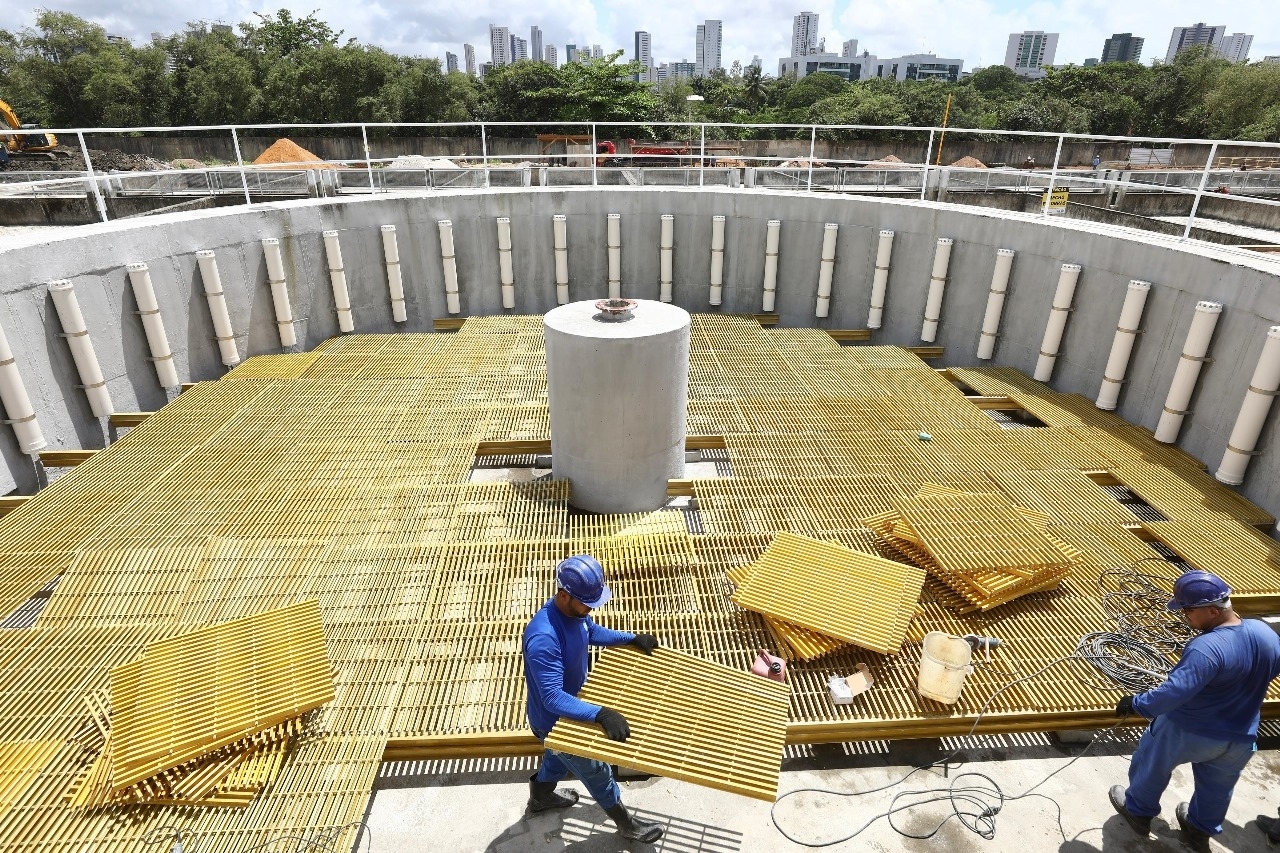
[1167, 570, 1232, 611]
[556, 554, 612, 608]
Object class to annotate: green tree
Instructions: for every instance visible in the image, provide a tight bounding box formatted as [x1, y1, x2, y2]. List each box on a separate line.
[741, 65, 768, 110]
[242, 9, 342, 57]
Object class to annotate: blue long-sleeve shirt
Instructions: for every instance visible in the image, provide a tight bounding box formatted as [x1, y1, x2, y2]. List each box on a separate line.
[1133, 619, 1280, 742]
[522, 597, 634, 735]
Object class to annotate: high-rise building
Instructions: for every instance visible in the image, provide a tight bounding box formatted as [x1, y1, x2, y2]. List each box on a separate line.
[510, 35, 529, 61]
[566, 44, 578, 64]
[591, 45, 603, 59]
[479, 62, 492, 78]
[545, 45, 559, 68]
[1165, 23, 1225, 62]
[635, 31, 653, 82]
[750, 55, 762, 70]
[1265, 56, 1280, 64]
[671, 60, 697, 78]
[445, 51, 459, 73]
[1004, 31, 1058, 78]
[1100, 33, 1144, 64]
[695, 20, 723, 77]
[792, 12, 819, 57]
[489, 25, 511, 66]
[841, 39, 858, 58]
[530, 26, 543, 63]
[1218, 33, 1253, 63]
[464, 44, 476, 76]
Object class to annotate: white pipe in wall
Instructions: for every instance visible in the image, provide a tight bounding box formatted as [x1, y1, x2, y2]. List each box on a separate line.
[607, 214, 622, 299]
[1033, 263, 1082, 381]
[322, 230, 355, 333]
[815, 223, 837, 318]
[47, 280, 113, 418]
[380, 225, 407, 323]
[260, 240, 297, 348]
[125, 263, 180, 388]
[1095, 280, 1151, 410]
[659, 214, 674, 303]
[497, 217, 516, 310]
[195, 251, 241, 367]
[866, 229, 894, 329]
[1155, 300, 1223, 443]
[553, 215, 569, 305]
[920, 237, 953, 342]
[976, 249, 1015, 360]
[709, 215, 725, 306]
[1216, 325, 1280, 485]
[762, 220, 780, 312]
[0, 322, 46, 453]
[438, 220, 460, 315]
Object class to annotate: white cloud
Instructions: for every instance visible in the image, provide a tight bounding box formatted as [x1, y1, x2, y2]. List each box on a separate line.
[0, 0, 1274, 74]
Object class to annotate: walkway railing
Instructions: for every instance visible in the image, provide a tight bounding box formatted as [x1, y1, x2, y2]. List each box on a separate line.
[2, 121, 1278, 243]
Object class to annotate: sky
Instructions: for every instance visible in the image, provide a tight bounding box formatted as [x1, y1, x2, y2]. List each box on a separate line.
[0, 0, 1275, 73]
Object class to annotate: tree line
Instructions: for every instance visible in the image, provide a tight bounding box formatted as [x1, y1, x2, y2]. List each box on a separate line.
[1, 9, 1278, 142]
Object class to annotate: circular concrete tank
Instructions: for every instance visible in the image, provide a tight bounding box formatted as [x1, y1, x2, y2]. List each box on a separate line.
[545, 299, 691, 513]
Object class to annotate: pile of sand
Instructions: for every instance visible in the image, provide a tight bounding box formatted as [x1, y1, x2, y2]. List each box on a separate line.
[864, 154, 911, 170]
[253, 139, 335, 169]
[949, 156, 987, 169]
[780, 158, 826, 168]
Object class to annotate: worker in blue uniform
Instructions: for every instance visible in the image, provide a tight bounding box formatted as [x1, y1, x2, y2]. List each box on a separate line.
[522, 554, 664, 843]
[1109, 569, 1280, 853]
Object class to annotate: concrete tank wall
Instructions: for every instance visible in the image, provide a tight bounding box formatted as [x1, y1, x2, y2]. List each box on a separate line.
[1, 187, 1278, 522]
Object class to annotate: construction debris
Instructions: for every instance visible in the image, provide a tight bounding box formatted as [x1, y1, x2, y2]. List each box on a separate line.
[67, 600, 334, 808]
[390, 155, 459, 170]
[865, 484, 1081, 612]
[864, 154, 913, 169]
[949, 156, 987, 169]
[779, 158, 826, 168]
[544, 646, 789, 801]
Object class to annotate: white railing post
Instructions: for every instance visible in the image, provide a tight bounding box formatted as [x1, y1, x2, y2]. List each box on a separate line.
[591, 123, 598, 187]
[920, 129, 936, 201]
[230, 127, 251, 205]
[700, 124, 707, 187]
[1184, 142, 1219, 240]
[76, 132, 109, 223]
[480, 122, 490, 188]
[807, 126, 816, 191]
[1041, 134, 1064, 217]
[361, 124, 376, 193]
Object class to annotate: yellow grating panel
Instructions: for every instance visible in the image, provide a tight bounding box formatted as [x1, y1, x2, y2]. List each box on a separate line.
[731, 532, 925, 655]
[0, 739, 62, 810]
[109, 600, 334, 791]
[726, 563, 847, 660]
[544, 646, 789, 801]
[222, 353, 323, 379]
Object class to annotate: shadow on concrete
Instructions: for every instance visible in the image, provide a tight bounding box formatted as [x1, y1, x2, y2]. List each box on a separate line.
[1060, 815, 1278, 853]
[480, 804, 742, 853]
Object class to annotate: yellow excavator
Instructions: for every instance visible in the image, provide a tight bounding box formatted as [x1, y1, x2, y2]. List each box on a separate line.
[0, 99, 71, 165]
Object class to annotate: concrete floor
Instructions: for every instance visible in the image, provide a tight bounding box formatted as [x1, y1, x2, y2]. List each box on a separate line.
[361, 728, 1280, 853]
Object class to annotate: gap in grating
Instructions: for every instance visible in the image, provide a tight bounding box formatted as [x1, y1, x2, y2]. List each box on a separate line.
[984, 408, 1047, 428]
[471, 454, 540, 469]
[1097, 483, 1170, 522]
[377, 756, 540, 779]
[0, 574, 61, 629]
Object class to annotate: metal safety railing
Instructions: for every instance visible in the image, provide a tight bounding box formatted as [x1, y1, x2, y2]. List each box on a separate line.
[2, 121, 1278, 242]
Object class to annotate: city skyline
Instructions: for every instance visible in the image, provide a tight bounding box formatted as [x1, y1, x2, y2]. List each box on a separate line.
[1, 1, 1275, 74]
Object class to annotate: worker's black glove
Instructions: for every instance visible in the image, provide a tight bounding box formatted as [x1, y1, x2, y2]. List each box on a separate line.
[595, 707, 631, 742]
[630, 633, 659, 655]
[1115, 695, 1135, 717]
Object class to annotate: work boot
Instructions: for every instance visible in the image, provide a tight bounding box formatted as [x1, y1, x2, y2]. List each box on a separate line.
[604, 803, 664, 843]
[1257, 808, 1280, 842]
[1109, 785, 1152, 836]
[1175, 802, 1213, 853]
[527, 774, 579, 813]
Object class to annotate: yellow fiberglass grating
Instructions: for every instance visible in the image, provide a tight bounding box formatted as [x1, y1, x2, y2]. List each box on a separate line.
[544, 646, 789, 801]
[985, 469, 1138, 526]
[732, 532, 925, 655]
[0, 739, 63, 811]
[1139, 518, 1280, 596]
[725, 562, 846, 660]
[108, 600, 334, 791]
[1109, 463, 1274, 528]
[222, 353, 323, 380]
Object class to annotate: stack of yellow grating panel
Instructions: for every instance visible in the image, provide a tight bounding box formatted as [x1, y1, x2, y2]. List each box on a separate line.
[730, 531, 926, 657]
[543, 646, 789, 801]
[66, 600, 334, 808]
[866, 486, 1080, 612]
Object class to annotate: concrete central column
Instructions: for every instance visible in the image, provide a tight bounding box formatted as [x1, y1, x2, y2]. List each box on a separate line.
[544, 299, 690, 513]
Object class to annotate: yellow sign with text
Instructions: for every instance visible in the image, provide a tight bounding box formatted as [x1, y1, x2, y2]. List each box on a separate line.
[1041, 189, 1069, 213]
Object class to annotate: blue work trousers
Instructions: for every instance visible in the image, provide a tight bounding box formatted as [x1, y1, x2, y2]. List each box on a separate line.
[532, 729, 621, 810]
[1125, 715, 1256, 835]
